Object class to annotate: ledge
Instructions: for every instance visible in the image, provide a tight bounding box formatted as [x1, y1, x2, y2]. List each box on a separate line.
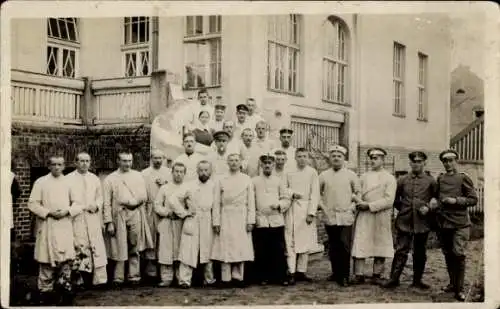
[92, 76, 151, 92]
[11, 69, 85, 91]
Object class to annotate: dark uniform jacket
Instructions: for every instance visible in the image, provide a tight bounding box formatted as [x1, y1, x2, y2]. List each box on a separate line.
[436, 172, 478, 229]
[394, 172, 438, 233]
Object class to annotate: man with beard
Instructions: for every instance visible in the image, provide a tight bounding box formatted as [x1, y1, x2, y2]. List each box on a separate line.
[252, 154, 291, 286]
[28, 155, 82, 305]
[66, 152, 108, 290]
[383, 151, 438, 290]
[318, 145, 360, 287]
[275, 127, 296, 173]
[103, 150, 153, 287]
[175, 133, 205, 183]
[141, 150, 172, 283]
[211, 154, 256, 288]
[284, 148, 319, 284]
[154, 162, 189, 287]
[171, 160, 217, 289]
[351, 148, 397, 285]
[435, 149, 478, 301]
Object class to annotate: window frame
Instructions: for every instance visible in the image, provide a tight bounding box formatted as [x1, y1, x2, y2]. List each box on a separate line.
[121, 17, 152, 78]
[417, 52, 428, 121]
[393, 42, 406, 117]
[45, 18, 80, 78]
[322, 17, 349, 105]
[266, 14, 302, 96]
[183, 15, 222, 90]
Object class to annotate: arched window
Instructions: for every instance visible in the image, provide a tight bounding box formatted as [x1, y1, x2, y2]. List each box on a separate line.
[322, 17, 349, 104]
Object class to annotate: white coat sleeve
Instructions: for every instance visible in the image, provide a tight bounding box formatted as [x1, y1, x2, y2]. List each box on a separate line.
[368, 174, 397, 213]
[28, 179, 50, 219]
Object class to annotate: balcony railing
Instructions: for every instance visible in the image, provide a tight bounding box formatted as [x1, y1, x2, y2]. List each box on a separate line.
[11, 70, 84, 124]
[92, 77, 151, 124]
[450, 115, 484, 163]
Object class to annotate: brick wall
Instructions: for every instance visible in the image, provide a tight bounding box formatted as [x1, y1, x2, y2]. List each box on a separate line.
[11, 123, 152, 241]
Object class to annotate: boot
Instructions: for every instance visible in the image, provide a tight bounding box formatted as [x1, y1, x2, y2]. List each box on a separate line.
[295, 272, 313, 282]
[442, 254, 455, 293]
[454, 256, 467, 302]
[382, 253, 407, 289]
[412, 252, 430, 290]
[351, 275, 365, 285]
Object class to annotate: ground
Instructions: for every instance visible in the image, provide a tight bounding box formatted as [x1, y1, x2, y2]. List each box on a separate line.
[11, 239, 471, 305]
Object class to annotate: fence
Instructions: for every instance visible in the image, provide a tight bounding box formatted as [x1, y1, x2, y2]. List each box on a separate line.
[470, 186, 484, 216]
[450, 116, 484, 162]
[92, 77, 151, 124]
[11, 69, 84, 124]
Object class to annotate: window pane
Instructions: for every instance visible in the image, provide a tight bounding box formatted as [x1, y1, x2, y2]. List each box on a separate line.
[48, 18, 60, 38]
[209, 16, 217, 33]
[125, 53, 137, 77]
[131, 19, 139, 44]
[58, 19, 69, 40]
[67, 19, 77, 42]
[141, 51, 149, 76]
[186, 16, 193, 36]
[46, 46, 59, 76]
[62, 49, 75, 78]
[195, 16, 203, 35]
[143, 18, 150, 43]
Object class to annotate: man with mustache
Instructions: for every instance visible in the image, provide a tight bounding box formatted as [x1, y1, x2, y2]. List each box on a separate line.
[174, 133, 205, 183]
[318, 145, 360, 287]
[275, 127, 297, 173]
[141, 150, 172, 283]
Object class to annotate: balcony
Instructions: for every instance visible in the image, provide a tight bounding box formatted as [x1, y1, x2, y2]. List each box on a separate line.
[10, 69, 182, 127]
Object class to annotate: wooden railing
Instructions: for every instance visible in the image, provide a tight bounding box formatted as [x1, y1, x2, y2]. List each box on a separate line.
[470, 186, 484, 216]
[92, 77, 151, 124]
[450, 115, 484, 163]
[11, 70, 84, 124]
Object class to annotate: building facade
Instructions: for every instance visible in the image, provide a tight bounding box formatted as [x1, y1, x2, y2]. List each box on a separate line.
[10, 14, 451, 241]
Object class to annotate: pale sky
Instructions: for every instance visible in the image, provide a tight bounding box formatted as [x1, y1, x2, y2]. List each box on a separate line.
[449, 12, 486, 79]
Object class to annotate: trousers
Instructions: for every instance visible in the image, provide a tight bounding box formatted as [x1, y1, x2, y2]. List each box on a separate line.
[253, 227, 288, 282]
[389, 230, 429, 283]
[221, 262, 244, 282]
[38, 262, 72, 293]
[437, 227, 469, 292]
[178, 261, 215, 286]
[287, 253, 309, 274]
[114, 253, 140, 283]
[354, 257, 386, 276]
[325, 225, 352, 281]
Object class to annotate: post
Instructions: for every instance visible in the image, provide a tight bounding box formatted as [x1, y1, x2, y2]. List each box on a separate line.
[150, 70, 168, 122]
[81, 77, 95, 126]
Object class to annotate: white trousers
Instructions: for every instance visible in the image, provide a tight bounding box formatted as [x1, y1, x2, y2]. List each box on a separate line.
[114, 253, 140, 283]
[159, 264, 179, 285]
[178, 261, 215, 286]
[221, 262, 244, 282]
[287, 253, 309, 274]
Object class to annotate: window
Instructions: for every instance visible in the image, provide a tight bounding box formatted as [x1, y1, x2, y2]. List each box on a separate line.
[322, 17, 348, 104]
[267, 15, 301, 94]
[46, 18, 80, 78]
[183, 16, 222, 89]
[417, 52, 428, 120]
[393, 42, 406, 116]
[123, 17, 151, 77]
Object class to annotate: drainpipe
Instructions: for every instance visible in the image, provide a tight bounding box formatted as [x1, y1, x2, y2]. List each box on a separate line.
[353, 13, 362, 171]
[151, 13, 159, 72]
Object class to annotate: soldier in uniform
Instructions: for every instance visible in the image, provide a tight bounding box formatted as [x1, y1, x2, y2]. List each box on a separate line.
[435, 149, 478, 301]
[383, 151, 438, 290]
[234, 104, 253, 141]
[212, 101, 227, 132]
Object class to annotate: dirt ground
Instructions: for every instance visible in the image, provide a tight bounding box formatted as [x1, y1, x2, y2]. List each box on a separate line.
[49, 239, 483, 306]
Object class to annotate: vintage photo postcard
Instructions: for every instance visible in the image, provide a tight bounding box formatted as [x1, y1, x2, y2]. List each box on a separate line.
[0, 1, 498, 308]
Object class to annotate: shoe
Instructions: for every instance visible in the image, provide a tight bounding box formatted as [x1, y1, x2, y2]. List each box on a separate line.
[370, 275, 385, 286]
[336, 278, 350, 287]
[260, 280, 268, 286]
[443, 283, 454, 293]
[281, 279, 290, 286]
[158, 281, 170, 287]
[287, 274, 296, 286]
[179, 283, 190, 289]
[327, 274, 336, 282]
[411, 281, 430, 290]
[295, 272, 313, 282]
[382, 279, 400, 289]
[351, 275, 365, 285]
[234, 280, 247, 288]
[455, 291, 466, 302]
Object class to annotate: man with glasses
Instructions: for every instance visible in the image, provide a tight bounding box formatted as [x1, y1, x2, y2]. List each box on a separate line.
[383, 151, 438, 290]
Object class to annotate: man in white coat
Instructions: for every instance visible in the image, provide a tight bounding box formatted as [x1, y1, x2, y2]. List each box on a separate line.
[351, 147, 397, 285]
[141, 150, 172, 282]
[252, 154, 291, 286]
[171, 160, 217, 289]
[212, 153, 256, 288]
[284, 147, 319, 284]
[102, 150, 153, 286]
[28, 155, 83, 305]
[174, 133, 206, 183]
[207, 131, 233, 179]
[154, 162, 189, 287]
[318, 145, 360, 287]
[66, 152, 108, 289]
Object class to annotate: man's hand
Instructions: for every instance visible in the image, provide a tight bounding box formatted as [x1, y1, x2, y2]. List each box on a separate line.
[155, 178, 167, 186]
[306, 214, 314, 224]
[292, 193, 303, 200]
[356, 202, 370, 211]
[213, 226, 221, 234]
[270, 204, 280, 211]
[106, 223, 115, 237]
[441, 197, 457, 205]
[246, 224, 254, 232]
[418, 206, 429, 216]
[87, 203, 99, 213]
[52, 209, 70, 220]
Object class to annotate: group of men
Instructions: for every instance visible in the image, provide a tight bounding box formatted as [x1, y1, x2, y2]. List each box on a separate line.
[25, 89, 478, 305]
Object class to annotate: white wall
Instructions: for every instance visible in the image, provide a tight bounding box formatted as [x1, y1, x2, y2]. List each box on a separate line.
[11, 19, 46, 73]
[358, 14, 451, 152]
